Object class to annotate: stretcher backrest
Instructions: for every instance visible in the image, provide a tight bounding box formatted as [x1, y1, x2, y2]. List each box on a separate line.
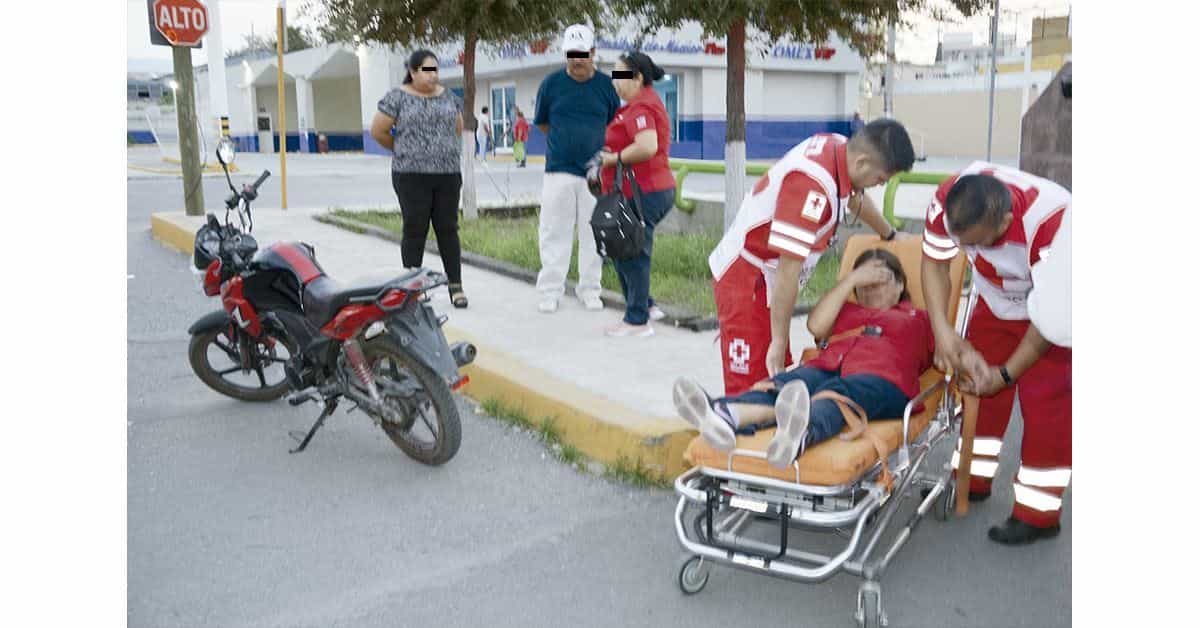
[839, 233, 967, 323]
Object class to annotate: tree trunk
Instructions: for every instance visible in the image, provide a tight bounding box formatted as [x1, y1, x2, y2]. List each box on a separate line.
[461, 30, 479, 220]
[723, 18, 746, 230]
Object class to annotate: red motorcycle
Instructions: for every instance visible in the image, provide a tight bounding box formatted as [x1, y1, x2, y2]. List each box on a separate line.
[186, 140, 474, 464]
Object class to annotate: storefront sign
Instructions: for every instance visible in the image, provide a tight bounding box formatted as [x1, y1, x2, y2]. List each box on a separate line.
[771, 44, 837, 60]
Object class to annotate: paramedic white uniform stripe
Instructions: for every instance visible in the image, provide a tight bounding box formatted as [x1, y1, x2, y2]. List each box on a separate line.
[1013, 484, 1063, 512]
[770, 221, 817, 244]
[925, 231, 955, 249]
[959, 436, 1003, 457]
[923, 242, 958, 260]
[1017, 466, 1072, 488]
[950, 451, 998, 478]
[766, 234, 811, 258]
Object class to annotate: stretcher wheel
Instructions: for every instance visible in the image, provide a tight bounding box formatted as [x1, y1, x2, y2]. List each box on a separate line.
[678, 555, 710, 595]
[856, 582, 888, 628]
[934, 482, 956, 522]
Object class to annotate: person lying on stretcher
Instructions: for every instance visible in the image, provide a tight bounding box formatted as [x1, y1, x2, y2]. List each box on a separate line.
[674, 248, 936, 469]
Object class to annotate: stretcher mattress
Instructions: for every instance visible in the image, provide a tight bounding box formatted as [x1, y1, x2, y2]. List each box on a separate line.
[684, 369, 947, 486]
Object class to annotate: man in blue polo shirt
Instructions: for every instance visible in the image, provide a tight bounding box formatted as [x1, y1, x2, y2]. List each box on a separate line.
[534, 23, 621, 313]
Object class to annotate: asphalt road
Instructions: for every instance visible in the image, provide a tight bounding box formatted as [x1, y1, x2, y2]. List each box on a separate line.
[127, 153, 1069, 628]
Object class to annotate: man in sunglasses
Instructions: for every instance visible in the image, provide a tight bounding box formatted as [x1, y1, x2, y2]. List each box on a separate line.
[533, 24, 621, 314]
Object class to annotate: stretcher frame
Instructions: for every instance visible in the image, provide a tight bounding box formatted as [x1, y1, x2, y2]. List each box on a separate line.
[673, 239, 976, 628]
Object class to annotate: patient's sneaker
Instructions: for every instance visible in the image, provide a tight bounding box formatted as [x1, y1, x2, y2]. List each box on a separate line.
[766, 381, 811, 469]
[672, 378, 736, 451]
[987, 517, 1061, 545]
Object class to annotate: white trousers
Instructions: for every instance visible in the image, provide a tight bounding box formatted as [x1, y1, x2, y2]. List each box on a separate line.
[536, 172, 602, 300]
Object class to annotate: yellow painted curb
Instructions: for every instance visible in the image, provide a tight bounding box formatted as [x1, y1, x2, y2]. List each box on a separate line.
[149, 211, 695, 479]
[151, 212, 200, 255]
[444, 328, 695, 479]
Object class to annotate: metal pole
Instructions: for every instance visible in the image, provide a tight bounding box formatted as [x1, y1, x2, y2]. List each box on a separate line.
[276, 1, 288, 209]
[986, 0, 1000, 161]
[205, 0, 229, 142]
[885, 21, 896, 118]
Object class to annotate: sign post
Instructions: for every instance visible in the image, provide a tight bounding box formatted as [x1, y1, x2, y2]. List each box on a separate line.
[277, 1, 288, 210]
[149, 0, 210, 216]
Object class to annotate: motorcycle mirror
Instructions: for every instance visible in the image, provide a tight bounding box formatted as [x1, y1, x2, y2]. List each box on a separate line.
[216, 138, 237, 166]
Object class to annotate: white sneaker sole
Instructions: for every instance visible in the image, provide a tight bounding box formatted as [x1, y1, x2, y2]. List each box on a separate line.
[538, 301, 558, 313]
[767, 381, 811, 469]
[673, 378, 735, 451]
[605, 325, 654, 337]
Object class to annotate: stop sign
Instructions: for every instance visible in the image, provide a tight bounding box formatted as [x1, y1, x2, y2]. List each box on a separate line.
[152, 0, 209, 47]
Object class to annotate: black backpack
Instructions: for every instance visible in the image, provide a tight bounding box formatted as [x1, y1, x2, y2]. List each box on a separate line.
[589, 160, 646, 261]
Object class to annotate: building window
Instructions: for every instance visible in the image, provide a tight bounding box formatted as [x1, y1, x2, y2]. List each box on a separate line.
[653, 73, 679, 142]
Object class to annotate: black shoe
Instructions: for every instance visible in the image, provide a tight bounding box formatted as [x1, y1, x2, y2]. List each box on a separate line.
[920, 487, 991, 501]
[987, 517, 1060, 545]
[969, 489, 991, 502]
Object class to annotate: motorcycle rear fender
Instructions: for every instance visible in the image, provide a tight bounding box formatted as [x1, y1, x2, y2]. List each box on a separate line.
[384, 303, 460, 382]
[188, 310, 235, 336]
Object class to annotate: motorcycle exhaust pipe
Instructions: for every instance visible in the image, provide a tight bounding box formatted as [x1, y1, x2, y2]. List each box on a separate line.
[449, 341, 476, 367]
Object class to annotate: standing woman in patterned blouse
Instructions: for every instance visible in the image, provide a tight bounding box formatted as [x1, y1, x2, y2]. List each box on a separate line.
[371, 49, 470, 308]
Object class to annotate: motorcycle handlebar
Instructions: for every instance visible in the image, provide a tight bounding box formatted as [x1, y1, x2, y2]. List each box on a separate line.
[251, 170, 271, 192]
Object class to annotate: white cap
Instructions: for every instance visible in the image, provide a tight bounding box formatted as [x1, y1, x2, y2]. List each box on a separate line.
[562, 24, 594, 53]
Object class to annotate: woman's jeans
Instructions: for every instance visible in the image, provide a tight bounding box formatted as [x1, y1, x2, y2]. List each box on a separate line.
[720, 367, 909, 446]
[614, 188, 675, 325]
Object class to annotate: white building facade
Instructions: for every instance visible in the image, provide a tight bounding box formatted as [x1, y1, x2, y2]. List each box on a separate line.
[195, 21, 867, 161]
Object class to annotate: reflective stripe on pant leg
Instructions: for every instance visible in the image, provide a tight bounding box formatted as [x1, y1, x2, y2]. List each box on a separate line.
[1012, 343, 1072, 528]
[536, 174, 577, 299]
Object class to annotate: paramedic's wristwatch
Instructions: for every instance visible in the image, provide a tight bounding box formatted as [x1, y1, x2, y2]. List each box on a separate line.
[998, 366, 1013, 387]
[884, 229, 897, 241]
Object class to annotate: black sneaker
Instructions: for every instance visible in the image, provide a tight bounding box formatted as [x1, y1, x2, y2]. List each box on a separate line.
[987, 517, 1061, 545]
[919, 487, 991, 501]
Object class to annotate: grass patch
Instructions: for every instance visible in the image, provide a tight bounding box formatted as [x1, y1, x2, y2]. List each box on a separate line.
[603, 454, 667, 489]
[329, 208, 844, 316]
[476, 397, 666, 486]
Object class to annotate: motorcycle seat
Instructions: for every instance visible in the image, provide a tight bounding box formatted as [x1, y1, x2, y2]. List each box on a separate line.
[302, 269, 421, 328]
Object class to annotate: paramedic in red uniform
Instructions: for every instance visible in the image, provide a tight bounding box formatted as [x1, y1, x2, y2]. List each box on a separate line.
[920, 164, 1071, 545]
[708, 119, 916, 396]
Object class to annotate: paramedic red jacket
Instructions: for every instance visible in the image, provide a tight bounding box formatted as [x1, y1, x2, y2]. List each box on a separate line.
[600, 87, 674, 198]
[803, 301, 935, 399]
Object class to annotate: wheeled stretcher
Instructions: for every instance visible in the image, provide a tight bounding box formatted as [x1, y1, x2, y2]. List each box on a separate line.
[673, 234, 970, 628]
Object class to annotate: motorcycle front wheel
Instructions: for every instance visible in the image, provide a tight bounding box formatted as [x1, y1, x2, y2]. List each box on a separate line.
[362, 336, 462, 466]
[188, 326, 294, 402]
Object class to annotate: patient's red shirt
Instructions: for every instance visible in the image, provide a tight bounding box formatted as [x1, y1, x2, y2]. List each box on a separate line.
[803, 301, 935, 398]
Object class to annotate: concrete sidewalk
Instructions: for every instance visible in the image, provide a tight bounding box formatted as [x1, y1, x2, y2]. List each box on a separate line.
[152, 207, 819, 479]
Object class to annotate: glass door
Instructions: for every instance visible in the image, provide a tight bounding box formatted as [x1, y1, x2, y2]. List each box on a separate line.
[653, 73, 679, 141]
[490, 85, 516, 152]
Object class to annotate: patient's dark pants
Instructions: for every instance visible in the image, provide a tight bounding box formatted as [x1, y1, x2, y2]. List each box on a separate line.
[719, 367, 908, 446]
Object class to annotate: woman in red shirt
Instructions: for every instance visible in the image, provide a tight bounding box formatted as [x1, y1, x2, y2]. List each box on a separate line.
[672, 248, 935, 468]
[596, 51, 676, 337]
[512, 108, 530, 167]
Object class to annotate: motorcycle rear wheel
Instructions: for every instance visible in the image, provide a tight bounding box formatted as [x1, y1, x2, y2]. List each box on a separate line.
[188, 327, 294, 402]
[363, 336, 462, 465]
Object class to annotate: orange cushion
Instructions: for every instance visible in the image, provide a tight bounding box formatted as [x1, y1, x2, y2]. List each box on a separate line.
[683, 369, 946, 486]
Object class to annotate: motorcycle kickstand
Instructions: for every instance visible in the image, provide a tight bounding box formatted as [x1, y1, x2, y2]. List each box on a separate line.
[289, 398, 339, 454]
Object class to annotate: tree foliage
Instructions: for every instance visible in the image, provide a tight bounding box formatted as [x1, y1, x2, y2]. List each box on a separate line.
[611, 1, 987, 57]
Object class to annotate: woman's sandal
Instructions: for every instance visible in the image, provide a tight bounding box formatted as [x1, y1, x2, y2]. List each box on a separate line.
[448, 283, 468, 309]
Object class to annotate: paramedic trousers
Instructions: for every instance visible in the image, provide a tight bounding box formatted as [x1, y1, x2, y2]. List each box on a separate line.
[536, 173, 603, 302]
[724, 367, 908, 448]
[391, 172, 463, 285]
[960, 298, 1072, 528]
[714, 256, 804, 396]
[613, 188, 674, 325]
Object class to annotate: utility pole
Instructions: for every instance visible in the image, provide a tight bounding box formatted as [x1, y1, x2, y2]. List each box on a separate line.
[276, 1, 288, 209]
[986, 0, 1000, 161]
[173, 45, 205, 216]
